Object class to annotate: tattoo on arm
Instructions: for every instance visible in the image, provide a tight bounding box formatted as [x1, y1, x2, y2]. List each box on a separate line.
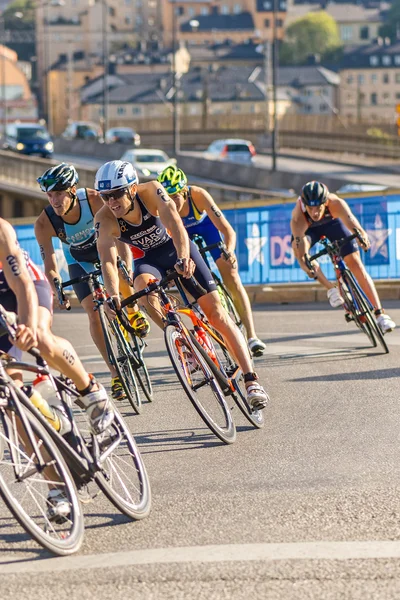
[211, 205, 222, 218]
[348, 213, 356, 223]
[295, 236, 301, 249]
[39, 245, 45, 260]
[6, 254, 21, 276]
[157, 188, 170, 203]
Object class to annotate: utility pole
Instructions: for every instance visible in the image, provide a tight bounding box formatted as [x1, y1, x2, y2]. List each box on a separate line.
[271, 0, 279, 171]
[264, 39, 271, 137]
[172, 1, 180, 155]
[102, 0, 109, 138]
[0, 15, 6, 137]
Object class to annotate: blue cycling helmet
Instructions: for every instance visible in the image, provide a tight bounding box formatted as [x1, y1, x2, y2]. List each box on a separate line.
[301, 181, 328, 207]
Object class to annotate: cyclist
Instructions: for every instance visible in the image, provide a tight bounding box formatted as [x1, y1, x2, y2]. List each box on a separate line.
[0, 218, 114, 518]
[94, 160, 269, 410]
[291, 181, 396, 333]
[34, 163, 150, 400]
[157, 166, 266, 357]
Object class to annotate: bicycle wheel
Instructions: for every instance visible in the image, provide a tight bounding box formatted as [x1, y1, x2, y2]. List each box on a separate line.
[94, 408, 151, 520]
[130, 335, 153, 403]
[217, 281, 246, 336]
[197, 327, 264, 429]
[164, 324, 236, 444]
[0, 404, 84, 556]
[98, 305, 142, 414]
[341, 271, 388, 353]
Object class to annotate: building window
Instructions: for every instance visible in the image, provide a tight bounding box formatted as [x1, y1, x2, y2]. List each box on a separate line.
[200, 6, 209, 15]
[124, 0, 131, 4]
[263, 0, 272, 8]
[340, 25, 353, 41]
[396, 73, 400, 83]
[382, 55, 391, 66]
[188, 7, 195, 16]
[125, 16, 131, 24]
[264, 18, 270, 27]
[136, 15, 142, 25]
[279, 0, 287, 9]
[360, 25, 369, 40]
[276, 18, 283, 27]
[358, 74, 364, 84]
[132, 106, 141, 115]
[346, 74, 353, 84]
[371, 73, 377, 83]
[371, 92, 377, 105]
[383, 73, 390, 83]
[383, 92, 390, 101]
[221, 5, 230, 14]
[395, 56, 400, 65]
[320, 103, 328, 112]
[233, 4, 242, 14]
[396, 92, 400, 99]
[369, 55, 378, 66]
[117, 107, 126, 115]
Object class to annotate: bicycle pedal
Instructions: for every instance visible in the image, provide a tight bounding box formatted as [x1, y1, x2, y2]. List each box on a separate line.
[344, 313, 353, 323]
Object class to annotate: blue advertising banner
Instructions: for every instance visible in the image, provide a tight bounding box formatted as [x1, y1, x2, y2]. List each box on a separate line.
[14, 192, 400, 286]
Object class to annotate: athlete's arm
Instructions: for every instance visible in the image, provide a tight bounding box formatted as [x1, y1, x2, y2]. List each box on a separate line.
[0, 220, 38, 349]
[95, 207, 121, 303]
[153, 183, 194, 278]
[290, 207, 315, 277]
[34, 212, 61, 294]
[329, 196, 370, 249]
[192, 187, 237, 258]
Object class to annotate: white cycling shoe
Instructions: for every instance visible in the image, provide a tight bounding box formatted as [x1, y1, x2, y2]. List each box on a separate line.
[46, 489, 70, 524]
[79, 383, 115, 435]
[327, 288, 345, 308]
[377, 313, 396, 333]
[248, 338, 266, 357]
[246, 382, 269, 410]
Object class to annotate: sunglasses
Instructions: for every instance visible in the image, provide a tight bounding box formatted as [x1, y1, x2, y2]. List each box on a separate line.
[100, 187, 128, 202]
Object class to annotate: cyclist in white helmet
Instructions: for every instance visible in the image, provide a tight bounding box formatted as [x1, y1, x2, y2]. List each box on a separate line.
[94, 160, 270, 410]
[35, 162, 150, 400]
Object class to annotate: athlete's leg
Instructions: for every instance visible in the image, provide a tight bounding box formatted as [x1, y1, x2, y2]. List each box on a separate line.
[133, 269, 165, 330]
[80, 294, 118, 378]
[343, 251, 381, 308]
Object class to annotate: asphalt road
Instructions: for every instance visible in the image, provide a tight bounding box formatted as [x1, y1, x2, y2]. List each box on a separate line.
[54, 151, 400, 189]
[1, 301, 400, 599]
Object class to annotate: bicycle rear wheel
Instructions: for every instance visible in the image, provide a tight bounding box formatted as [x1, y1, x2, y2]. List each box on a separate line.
[216, 280, 246, 336]
[0, 405, 84, 556]
[341, 271, 388, 353]
[98, 305, 142, 414]
[130, 335, 153, 403]
[164, 324, 236, 444]
[94, 409, 151, 519]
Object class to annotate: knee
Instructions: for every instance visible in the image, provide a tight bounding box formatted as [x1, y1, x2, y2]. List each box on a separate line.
[204, 297, 229, 327]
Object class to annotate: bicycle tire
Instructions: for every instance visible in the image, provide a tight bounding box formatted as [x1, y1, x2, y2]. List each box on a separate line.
[164, 324, 236, 444]
[130, 335, 153, 403]
[197, 327, 264, 429]
[94, 408, 151, 519]
[98, 305, 142, 414]
[340, 272, 376, 347]
[0, 406, 84, 556]
[217, 280, 246, 335]
[341, 271, 389, 353]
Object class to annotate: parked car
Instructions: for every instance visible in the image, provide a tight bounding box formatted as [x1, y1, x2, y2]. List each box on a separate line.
[105, 127, 141, 146]
[205, 138, 256, 163]
[62, 121, 102, 141]
[121, 148, 176, 177]
[3, 122, 54, 158]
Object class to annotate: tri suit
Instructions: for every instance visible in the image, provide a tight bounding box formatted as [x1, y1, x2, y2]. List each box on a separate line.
[117, 193, 217, 299]
[180, 187, 222, 262]
[297, 198, 358, 257]
[44, 188, 99, 301]
[0, 247, 52, 358]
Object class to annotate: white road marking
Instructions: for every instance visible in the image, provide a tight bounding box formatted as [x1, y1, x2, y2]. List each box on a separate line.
[2, 541, 400, 574]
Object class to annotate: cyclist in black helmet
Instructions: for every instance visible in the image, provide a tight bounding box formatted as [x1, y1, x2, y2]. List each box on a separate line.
[35, 163, 150, 400]
[290, 181, 395, 333]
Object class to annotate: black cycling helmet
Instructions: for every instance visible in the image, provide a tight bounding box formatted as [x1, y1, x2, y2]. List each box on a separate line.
[37, 163, 79, 192]
[301, 181, 329, 207]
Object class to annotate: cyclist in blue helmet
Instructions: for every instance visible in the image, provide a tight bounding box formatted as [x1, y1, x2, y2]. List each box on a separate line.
[291, 181, 395, 333]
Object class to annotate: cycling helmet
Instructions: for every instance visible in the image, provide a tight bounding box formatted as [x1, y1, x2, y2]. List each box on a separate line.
[301, 181, 329, 207]
[37, 163, 79, 192]
[95, 160, 138, 193]
[157, 165, 187, 195]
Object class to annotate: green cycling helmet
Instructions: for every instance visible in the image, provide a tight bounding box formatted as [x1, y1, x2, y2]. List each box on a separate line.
[157, 165, 187, 195]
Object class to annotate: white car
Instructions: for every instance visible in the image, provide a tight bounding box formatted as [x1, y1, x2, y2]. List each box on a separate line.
[105, 127, 141, 146]
[121, 148, 176, 177]
[205, 138, 256, 164]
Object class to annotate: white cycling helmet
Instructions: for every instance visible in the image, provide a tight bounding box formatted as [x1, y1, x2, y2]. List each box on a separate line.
[95, 160, 138, 193]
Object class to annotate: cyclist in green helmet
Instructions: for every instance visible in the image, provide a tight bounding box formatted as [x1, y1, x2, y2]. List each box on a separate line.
[158, 165, 266, 357]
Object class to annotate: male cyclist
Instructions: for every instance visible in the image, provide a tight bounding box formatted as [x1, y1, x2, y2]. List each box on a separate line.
[157, 165, 266, 357]
[0, 218, 114, 518]
[34, 163, 150, 400]
[291, 181, 396, 333]
[94, 160, 269, 410]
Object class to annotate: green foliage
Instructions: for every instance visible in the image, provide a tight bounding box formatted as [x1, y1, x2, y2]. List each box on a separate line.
[379, 0, 400, 40]
[280, 11, 342, 65]
[4, 0, 35, 30]
[366, 127, 392, 139]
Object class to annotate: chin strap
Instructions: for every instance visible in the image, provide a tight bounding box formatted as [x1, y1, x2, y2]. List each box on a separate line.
[124, 188, 136, 215]
[64, 191, 77, 215]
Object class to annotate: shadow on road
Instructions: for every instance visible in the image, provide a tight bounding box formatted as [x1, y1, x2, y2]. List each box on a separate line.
[258, 348, 375, 368]
[135, 427, 227, 453]
[264, 329, 361, 345]
[290, 367, 400, 382]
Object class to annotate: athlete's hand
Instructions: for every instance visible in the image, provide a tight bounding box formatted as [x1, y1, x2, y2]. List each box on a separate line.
[222, 250, 237, 269]
[175, 258, 196, 278]
[105, 295, 121, 320]
[303, 254, 317, 278]
[11, 324, 37, 352]
[357, 231, 370, 251]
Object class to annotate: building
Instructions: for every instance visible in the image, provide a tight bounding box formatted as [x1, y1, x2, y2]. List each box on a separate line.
[285, 1, 389, 46]
[0, 45, 38, 127]
[338, 40, 400, 123]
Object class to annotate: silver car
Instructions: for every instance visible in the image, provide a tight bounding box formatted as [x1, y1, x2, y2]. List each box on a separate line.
[205, 138, 256, 163]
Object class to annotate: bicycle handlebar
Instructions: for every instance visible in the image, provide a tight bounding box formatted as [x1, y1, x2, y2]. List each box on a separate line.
[0, 305, 41, 359]
[53, 278, 71, 311]
[198, 240, 231, 261]
[305, 230, 363, 271]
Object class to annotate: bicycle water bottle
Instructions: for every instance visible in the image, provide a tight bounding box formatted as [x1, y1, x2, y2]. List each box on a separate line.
[32, 374, 71, 435]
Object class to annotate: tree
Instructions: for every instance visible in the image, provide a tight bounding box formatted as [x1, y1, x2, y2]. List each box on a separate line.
[3, 0, 35, 30]
[280, 11, 342, 65]
[379, 0, 400, 41]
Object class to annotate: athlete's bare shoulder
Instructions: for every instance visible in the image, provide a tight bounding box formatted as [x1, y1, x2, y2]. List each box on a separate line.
[0, 217, 15, 241]
[86, 187, 104, 214]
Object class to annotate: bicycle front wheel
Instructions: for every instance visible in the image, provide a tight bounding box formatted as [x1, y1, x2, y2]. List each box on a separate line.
[94, 409, 151, 520]
[164, 324, 236, 444]
[0, 406, 84, 556]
